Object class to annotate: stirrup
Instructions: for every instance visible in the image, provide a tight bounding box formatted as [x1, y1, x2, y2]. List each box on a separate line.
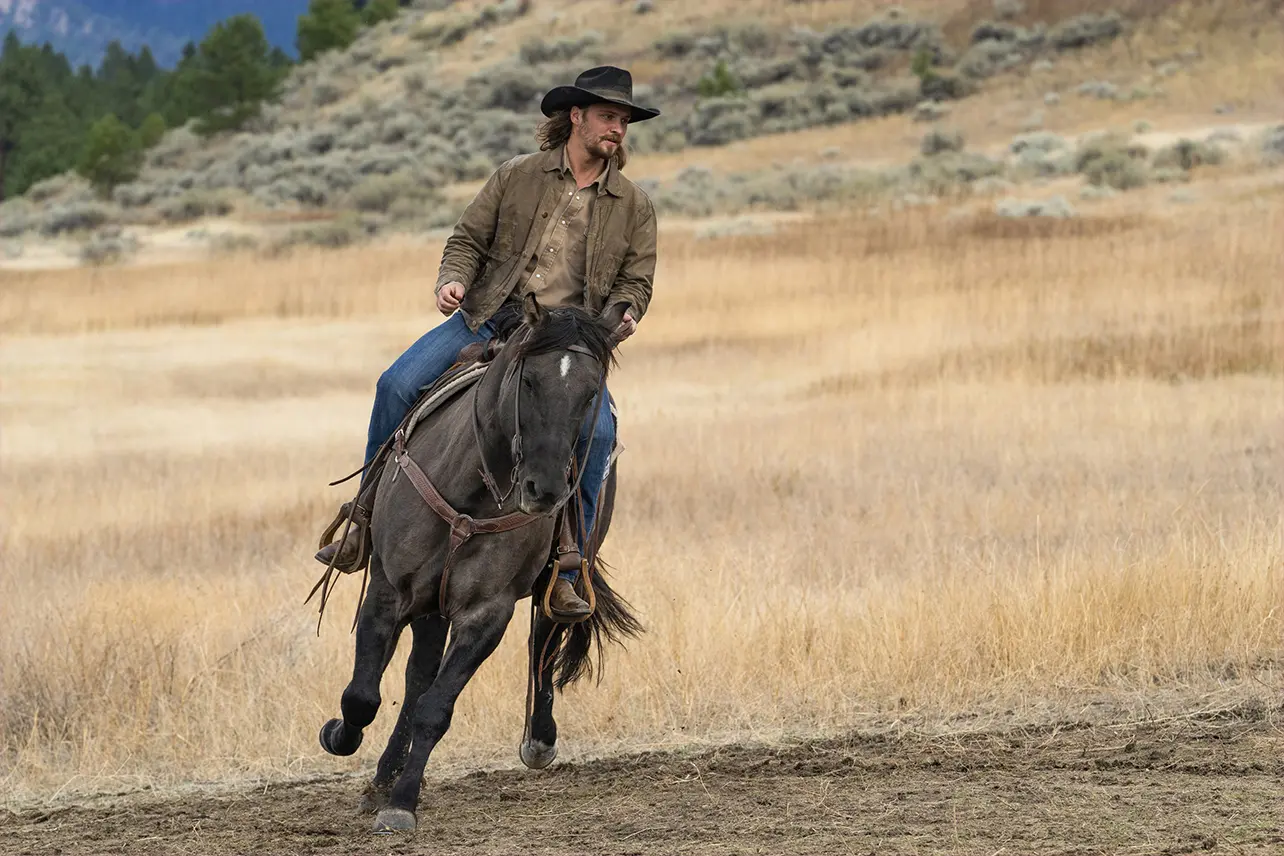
[316, 500, 371, 574]
[541, 551, 596, 624]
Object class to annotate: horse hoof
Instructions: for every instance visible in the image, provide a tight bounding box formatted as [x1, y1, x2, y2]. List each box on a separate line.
[359, 785, 390, 815]
[519, 738, 558, 770]
[319, 718, 362, 756]
[372, 808, 417, 834]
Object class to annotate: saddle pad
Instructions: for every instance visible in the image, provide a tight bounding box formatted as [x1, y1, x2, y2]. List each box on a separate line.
[402, 362, 490, 443]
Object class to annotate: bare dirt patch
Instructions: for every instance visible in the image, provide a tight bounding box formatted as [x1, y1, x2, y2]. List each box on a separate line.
[4, 708, 1280, 856]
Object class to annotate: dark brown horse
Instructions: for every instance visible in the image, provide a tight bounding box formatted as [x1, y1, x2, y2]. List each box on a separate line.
[315, 296, 641, 834]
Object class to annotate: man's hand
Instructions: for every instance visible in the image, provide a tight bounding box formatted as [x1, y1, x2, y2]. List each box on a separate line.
[613, 310, 637, 343]
[437, 281, 465, 316]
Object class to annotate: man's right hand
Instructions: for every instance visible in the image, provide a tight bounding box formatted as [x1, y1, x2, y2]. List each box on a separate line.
[437, 281, 465, 315]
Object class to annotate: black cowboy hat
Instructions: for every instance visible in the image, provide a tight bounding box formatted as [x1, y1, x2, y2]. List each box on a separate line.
[540, 65, 661, 123]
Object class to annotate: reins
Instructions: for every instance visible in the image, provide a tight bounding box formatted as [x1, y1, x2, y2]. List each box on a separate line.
[397, 339, 609, 620]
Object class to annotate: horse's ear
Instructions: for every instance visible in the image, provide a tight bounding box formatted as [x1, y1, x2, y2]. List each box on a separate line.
[522, 292, 546, 328]
[598, 301, 628, 334]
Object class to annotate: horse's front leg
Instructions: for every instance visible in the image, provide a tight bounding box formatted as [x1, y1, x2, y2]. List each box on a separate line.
[319, 555, 405, 758]
[373, 597, 515, 834]
[520, 604, 565, 770]
[359, 613, 449, 814]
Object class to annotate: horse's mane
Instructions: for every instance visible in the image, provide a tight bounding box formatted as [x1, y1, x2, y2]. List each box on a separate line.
[491, 302, 617, 372]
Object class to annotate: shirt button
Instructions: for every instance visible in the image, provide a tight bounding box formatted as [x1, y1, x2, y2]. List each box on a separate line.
[561, 220, 566, 224]
[536, 274, 542, 278]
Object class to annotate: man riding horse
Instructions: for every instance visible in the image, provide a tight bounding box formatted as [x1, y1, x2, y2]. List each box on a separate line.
[315, 66, 659, 621]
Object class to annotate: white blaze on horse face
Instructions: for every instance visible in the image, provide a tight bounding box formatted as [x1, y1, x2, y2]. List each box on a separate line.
[559, 354, 571, 380]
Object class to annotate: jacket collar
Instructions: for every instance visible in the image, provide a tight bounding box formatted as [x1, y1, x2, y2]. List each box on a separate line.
[539, 145, 623, 197]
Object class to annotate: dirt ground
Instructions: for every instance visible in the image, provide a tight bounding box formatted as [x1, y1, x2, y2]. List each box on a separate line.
[3, 706, 1281, 856]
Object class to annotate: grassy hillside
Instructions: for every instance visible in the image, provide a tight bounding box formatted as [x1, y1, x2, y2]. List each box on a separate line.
[2, 0, 1279, 265]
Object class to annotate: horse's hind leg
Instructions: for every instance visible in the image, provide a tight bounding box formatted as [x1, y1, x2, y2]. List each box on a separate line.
[319, 556, 405, 758]
[373, 598, 514, 834]
[359, 613, 448, 814]
[520, 606, 565, 770]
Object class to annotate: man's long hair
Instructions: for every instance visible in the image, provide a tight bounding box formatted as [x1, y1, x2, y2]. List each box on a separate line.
[536, 108, 629, 171]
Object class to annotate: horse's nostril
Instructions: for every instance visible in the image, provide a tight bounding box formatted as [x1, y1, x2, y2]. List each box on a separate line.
[523, 478, 538, 497]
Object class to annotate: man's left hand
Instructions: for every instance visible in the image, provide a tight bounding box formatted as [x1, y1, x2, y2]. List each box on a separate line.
[613, 311, 637, 343]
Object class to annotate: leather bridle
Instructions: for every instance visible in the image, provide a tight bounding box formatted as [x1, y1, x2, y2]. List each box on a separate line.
[470, 336, 609, 516]
[390, 335, 610, 618]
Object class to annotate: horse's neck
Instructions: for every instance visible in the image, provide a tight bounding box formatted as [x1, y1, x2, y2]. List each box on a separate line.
[412, 371, 516, 515]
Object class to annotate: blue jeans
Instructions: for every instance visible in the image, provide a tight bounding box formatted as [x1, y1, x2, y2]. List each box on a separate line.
[366, 312, 614, 580]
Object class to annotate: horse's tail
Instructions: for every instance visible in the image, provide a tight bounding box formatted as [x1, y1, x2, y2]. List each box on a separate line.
[553, 555, 642, 689]
[553, 465, 643, 689]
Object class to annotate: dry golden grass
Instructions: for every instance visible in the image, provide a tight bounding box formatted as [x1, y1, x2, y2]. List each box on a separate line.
[1, 184, 1282, 805]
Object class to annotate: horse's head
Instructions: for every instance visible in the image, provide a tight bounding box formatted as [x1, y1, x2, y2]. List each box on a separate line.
[481, 294, 623, 515]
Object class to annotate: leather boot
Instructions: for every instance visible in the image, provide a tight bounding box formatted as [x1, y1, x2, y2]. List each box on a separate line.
[315, 460, 384, 573]
[547, 577, 591, 620]
[314, 522, 370, 572]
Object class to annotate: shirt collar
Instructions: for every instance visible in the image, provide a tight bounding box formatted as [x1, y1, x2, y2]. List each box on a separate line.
[541, 145, 622, 197]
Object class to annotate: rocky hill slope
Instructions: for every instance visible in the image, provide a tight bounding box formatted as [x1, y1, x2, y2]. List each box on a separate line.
[2, 0, 1282, 263]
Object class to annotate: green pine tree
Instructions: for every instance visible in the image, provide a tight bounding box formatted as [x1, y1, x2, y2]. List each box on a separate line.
[297, 0, 362, 62]
[362, 0, 400, 26]
[77, 114, 142, 196]
[189, 15, 284, 136]
[7, 90, 82, 196]
[0, 31, 43, 201]
[139, 112, 167, 148]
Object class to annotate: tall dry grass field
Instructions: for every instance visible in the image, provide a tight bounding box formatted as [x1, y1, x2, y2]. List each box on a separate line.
[1, 190, 1281, 804]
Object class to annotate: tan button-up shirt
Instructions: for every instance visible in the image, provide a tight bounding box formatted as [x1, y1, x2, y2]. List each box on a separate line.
[515, 147, 609, 309]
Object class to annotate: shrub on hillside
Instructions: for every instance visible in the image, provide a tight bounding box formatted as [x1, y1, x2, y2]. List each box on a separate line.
[379, 112, 426, 145]
[1008, 132, 1073, 179]
[910, 152, 1004, 192]
[697, 60, 744, 99]
[147, 126, 199, 169]
[312, 78, 345, 107]
[957, 39, 1025, 79]
[519, 33, 602, 65]
[1075, 133, 1150, 190]
[920, 73, 973, 102]
[25, 173, 93, 204]
[346, 171, 444, 214]
[1049, 12, 1123, 50]
[111, 182, 159, 209]
[654, 30, 697, 59]
[734, 57, 804, 89]
[159, 190, 237, 223]
[1260, 125, 1284, 166]
[0, 199, 34, 237]
[1153, 139, 1226, 171]
[684, 97, 754, 147]
[79, 229, 138, 266]
[41, 202, 116, 236]
[470, 62, 547, 111]
[1076, 80, 1119, 100]
[921, 129, 964, 156]
[411, 11, 474, 47]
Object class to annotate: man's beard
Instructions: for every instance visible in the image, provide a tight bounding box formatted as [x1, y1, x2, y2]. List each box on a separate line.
[580, 127, 621, 161]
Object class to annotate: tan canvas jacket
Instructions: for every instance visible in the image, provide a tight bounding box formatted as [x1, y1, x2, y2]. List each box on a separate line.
[435, 147, 657, 332]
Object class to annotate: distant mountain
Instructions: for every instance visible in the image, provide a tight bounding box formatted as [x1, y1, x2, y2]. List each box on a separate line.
[0, 0, 312, 68]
